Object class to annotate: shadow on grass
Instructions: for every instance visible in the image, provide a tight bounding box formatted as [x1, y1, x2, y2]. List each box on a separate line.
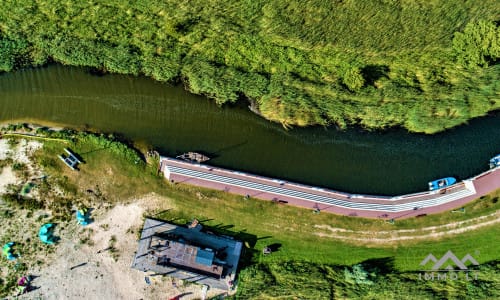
[151, 209, 171, 218]
[266, 243, 282, 253]
[197, 222, 262, 270]
[79, 146, 111, 156]
[358, 256, 396, 275]
[361, 65, 389, 87]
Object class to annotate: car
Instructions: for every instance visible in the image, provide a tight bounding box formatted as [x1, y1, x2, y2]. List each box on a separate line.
[428, 177, 456, 191]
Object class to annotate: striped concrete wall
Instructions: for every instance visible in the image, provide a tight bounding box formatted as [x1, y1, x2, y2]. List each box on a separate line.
[159, 157, 491, 213]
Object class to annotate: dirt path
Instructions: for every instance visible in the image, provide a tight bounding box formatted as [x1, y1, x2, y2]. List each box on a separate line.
[315, 210, 500, 243]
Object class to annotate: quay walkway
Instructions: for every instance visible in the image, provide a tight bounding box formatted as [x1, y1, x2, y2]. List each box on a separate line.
[159, 156, 500, 219]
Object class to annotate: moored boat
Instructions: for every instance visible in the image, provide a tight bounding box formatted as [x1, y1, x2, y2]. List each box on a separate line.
[428, 177, 456, 191]
[176, 152, 210, 163]
[489, 154, 500, 169]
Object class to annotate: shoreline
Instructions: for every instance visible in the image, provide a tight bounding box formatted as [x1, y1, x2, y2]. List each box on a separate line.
[0, 118, 498, 204]
[4, 63, 500, 135]
[160, 156, 500, 219]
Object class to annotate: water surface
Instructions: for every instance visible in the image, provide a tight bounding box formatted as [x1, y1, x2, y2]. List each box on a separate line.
[1, 65, 499, 195]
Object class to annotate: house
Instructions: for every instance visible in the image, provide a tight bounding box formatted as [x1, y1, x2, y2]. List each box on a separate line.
[131, 218, 242, 291]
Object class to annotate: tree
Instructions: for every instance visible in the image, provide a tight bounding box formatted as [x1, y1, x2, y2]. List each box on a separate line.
[342, 67, 365, 91]
[452, 20, 500, 67]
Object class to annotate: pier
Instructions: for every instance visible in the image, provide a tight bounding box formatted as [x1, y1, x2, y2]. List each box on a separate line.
[159, 157, 500, 219]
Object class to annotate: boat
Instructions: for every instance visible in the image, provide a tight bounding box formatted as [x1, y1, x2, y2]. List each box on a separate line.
[428, 177, 456, 191]
[489, 154, 500, 169]
[58, 148, 82, 170]
[176, 152, 210, 163]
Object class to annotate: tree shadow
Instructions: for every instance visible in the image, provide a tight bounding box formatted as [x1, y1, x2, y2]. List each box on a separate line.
[358, 257, 395, 275]
[361, 65, 389, 86]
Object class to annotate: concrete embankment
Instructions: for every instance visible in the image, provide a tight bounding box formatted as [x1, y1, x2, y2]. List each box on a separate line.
[160, 157, 500, 219]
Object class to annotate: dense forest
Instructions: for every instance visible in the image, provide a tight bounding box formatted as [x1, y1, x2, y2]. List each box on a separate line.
[0, 0, 499, 133]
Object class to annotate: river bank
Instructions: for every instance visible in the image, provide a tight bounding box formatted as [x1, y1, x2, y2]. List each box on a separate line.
[2, 1, 500, 135]
[160, 155, 500, 218]
[1, 66, 500, 195]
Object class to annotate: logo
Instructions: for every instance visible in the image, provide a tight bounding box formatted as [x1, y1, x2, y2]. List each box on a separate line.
[418, 250, 480, 281]
[420, 250, 479, 271]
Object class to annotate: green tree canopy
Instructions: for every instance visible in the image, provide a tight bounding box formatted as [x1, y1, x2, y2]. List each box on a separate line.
[453, 20, 500, 67]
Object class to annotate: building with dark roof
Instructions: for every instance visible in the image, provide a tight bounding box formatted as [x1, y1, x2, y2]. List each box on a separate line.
[131, 218, 242, 290]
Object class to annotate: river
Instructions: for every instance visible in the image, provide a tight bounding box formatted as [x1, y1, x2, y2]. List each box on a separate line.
[0, 65, 499, 195]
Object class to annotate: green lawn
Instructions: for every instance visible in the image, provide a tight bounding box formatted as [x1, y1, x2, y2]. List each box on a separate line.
[157, 184, 499, 270]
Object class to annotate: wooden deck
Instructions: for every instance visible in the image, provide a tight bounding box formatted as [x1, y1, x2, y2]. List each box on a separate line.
[160, 156, 500, 219]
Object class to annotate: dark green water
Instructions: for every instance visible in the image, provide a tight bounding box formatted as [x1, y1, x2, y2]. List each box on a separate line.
[1, 65, 499, 195]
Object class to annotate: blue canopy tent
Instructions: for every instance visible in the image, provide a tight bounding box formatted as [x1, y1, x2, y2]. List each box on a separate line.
[2, 242, 16, 260]
[39, 223, 55, 244]
[76, 209, 89, 226]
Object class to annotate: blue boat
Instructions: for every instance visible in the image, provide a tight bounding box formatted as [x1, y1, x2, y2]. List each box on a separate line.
[428, 177, 456, 191]
[490, 154, 500, 169]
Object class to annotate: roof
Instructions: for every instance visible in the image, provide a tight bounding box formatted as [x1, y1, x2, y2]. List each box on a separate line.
[195, 249, 214, 266]
[131, 218, 243, 290]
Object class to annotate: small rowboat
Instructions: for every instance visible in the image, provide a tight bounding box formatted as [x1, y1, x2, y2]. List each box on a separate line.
[176, 152, 210, 163]
[428, 177, 456, 191]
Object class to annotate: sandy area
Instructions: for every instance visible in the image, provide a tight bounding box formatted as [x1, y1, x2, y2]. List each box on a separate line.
[0, 138, 42, 164]
[0, 136, 222, 299]
[0, 166, 18, 194]
[19, 194, 222, 300]
[0, 139, 42, 194]
[0, 138, 43, 192]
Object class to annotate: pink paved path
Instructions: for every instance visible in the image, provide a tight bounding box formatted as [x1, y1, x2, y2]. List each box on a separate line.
[160, 157, 500, 219]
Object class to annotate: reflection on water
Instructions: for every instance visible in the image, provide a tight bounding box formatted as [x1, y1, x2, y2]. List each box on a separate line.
[0, 65, 499, 195]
